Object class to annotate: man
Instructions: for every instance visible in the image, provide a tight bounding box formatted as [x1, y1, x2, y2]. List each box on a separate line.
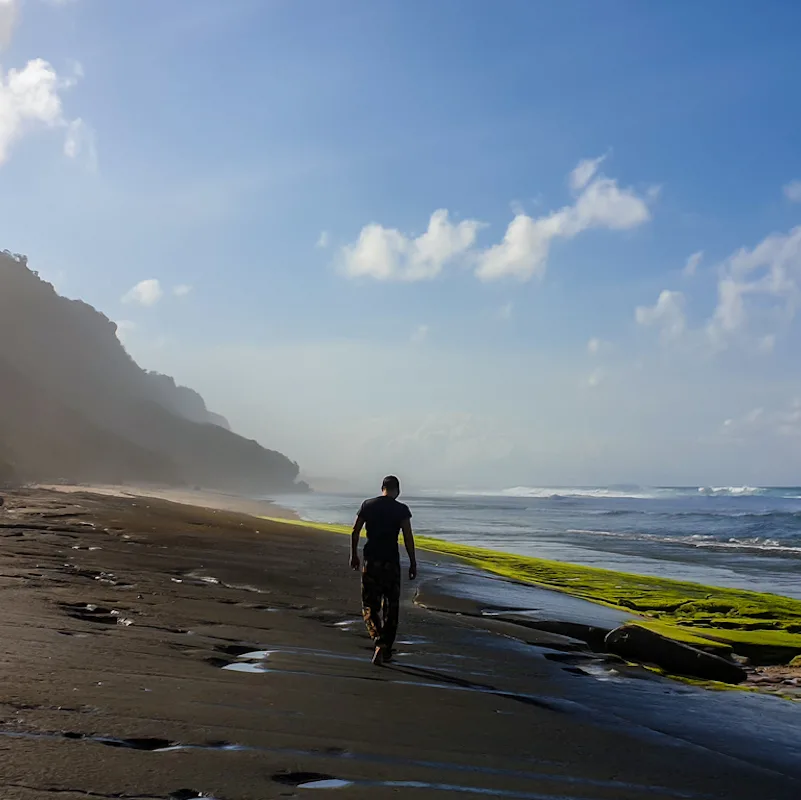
[350, 475, 417, 666]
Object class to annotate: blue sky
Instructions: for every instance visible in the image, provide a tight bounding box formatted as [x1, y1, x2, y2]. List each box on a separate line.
[2, 0, 801, 489]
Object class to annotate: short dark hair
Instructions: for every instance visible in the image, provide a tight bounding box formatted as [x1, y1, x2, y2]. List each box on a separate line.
[382, 475, 400, 492]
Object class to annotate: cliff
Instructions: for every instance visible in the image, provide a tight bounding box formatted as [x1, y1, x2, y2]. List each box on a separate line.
[0, 251, 305, 494]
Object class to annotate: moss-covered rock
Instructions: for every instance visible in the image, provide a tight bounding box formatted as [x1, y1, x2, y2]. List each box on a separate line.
[606, 624, 747, 684]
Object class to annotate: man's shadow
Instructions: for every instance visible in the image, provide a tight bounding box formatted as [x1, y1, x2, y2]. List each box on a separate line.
[384, 661, 563, 713]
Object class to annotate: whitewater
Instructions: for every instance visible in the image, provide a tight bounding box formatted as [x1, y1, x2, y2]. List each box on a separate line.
[272, 485, 801, 599]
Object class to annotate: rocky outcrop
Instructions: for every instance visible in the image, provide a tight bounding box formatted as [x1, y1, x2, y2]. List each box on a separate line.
[0, 251, 305, 494]
[605, 624, 747, 684]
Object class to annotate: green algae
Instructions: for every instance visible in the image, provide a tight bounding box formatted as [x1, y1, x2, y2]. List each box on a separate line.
[263, 516, 801, 662]
[662, 671, 800, 702]
[633, 620, 731, 651]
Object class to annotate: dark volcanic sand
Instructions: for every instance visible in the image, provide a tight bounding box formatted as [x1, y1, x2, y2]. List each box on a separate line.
[0, 488, 798, 800]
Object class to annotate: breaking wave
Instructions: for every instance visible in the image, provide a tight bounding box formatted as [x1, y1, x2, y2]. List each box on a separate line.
[452, 485, 801, 501]
[458, 486, 670, 500]
[566, 528, 801, 555]
[697, 486, 764, 497]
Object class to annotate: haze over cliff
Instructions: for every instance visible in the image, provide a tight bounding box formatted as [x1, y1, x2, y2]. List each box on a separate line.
[0, 251, 305, 494]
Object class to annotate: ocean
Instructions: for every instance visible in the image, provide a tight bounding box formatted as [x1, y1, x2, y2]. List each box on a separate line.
[271, 486, 801, 600]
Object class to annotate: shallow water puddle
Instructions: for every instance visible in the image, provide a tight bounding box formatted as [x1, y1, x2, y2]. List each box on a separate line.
[275, 773, 366, 792]
[220, 644, 371, 666]
[221, 649, 276, 672]
[183, 571, 268, 593]
[225, 582, 268, 593]
[288, 776, 662, 798]
[61, 602, 134, 627]
[238, 650, 276, 659]
[299, 779, 354, 789]
[578, 664, 625, 683]
[222, 661, 270, 673]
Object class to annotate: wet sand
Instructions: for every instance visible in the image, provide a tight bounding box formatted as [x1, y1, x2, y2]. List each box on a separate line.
[0, 487, 799, 799]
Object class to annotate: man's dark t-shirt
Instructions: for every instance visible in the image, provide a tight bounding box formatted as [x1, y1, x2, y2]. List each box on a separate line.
[358, 496, 412, 563]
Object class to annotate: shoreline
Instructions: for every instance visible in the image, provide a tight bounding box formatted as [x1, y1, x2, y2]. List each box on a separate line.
[0, 486, 799, 796]
[35, 485, 801, 686]
[273, 488, 801, 602]
[263, 516, 801, 694]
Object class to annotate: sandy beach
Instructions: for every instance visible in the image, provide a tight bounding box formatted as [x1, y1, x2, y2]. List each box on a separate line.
[0, 486, 799, 799]
[39, 483, 300, 522]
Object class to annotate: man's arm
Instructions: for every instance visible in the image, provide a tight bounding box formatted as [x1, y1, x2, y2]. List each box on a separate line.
[401, 518, 417, 580]
[350, 515, 365, 571]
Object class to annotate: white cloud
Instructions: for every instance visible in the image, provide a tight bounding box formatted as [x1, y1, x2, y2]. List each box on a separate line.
[783, 180, 801, 203]
[63, 119, 82, 158]
[706, 225, 801, 349]
[340, 158, 653, 285]
[342, 209, 483, 281]
[635, 290, 686, 341]
[683, 250, 703, 277]
[475, 213, 555, 282]
[569, 154, 606, 192]
[173, 284, 192, 297]
[411, 323, 429, 344]
[0, 57, 84, 165]
[707, 278, 746, 340]
[122, 279, 163, 307]
[476, 160, 653, 282]
[0, 0, 17, 49]
[64, 117, 98, 170]
[573, 173, 654, 230]
[499, 302, 513, 320]
[316, 230, 330, 249]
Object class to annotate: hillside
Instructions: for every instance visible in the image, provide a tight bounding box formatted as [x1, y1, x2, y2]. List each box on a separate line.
[0, 251, 306, 494]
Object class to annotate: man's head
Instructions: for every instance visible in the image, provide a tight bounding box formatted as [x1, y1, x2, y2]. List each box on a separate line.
[381, 475, 401, 499]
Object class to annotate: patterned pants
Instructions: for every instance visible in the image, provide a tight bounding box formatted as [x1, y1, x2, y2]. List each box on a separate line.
[361, 560, 401, 649]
